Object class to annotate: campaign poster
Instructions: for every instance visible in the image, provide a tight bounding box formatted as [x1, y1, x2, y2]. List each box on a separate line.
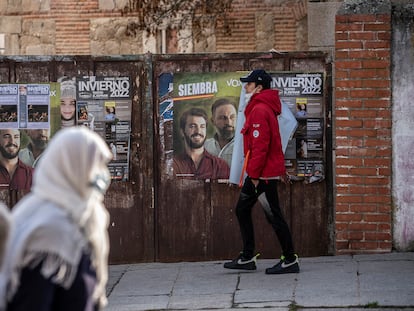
[76, 76, 132, 181]
[171, 72, 243, 180]
[0, 78, 132, 182]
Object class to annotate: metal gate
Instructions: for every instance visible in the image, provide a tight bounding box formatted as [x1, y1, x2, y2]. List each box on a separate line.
[152, 52, 334, 262]
[0, 52, 333, 263]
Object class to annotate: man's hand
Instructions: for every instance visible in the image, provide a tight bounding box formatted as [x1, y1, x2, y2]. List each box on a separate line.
[280, 173, 292, 185]
[251, 178, 259, 187]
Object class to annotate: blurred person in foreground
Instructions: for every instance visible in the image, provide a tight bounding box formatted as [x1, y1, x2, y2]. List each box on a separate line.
[0, 126, 112, 311]
[223, 69, 299, 274]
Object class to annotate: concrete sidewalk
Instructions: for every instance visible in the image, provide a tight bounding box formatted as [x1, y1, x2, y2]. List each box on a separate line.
[105, 252, 414, 311]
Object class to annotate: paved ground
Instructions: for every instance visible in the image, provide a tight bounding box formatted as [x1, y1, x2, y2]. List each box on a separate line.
[105, 252, 414, 310]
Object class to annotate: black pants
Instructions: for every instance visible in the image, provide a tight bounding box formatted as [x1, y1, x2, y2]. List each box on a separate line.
[235, 176, 295, 260]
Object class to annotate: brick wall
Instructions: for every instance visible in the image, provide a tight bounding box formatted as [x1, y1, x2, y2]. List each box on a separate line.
[51, 0, 101, 55]
[334, 5, 392, 254]
[216, 0, 307, 52]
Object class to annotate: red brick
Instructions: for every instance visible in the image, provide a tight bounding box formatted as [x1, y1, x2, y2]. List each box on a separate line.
[349, 167, 377, 176]
[349, 231, 364, 240]
[336, 99, 363, 108]
[363, 158, 391, 167]
[363, 119, 391, 128]
[348, 148, 377, 157]
[349, 69, 378, 78]
[336, 213, 363, 221]
[362, 79, 390, 88]
[335, 23, 363, 31]
[348, 223, 377, 231]
[363, 214, 391, 223]
[336, 80, 363, 88]
[362, 59, 390, 69]
[336, 41, 363, 50]
[350, 241, 378, 250]
[335, 69, 349, 79]
[348, 50, 378, 59]
[349, 110, 377, 118]
[349, 203, 377, 212]
[335, 119, 363, 128]
[335, 89, 350, 99]
[377, 31, 392, 40]
[349, 32, 375, 40]
[364, 23, 391, 31]
[365, 232, 392, 241]
[350, 89, 378, 98]
[365, 41, 390, 49]
[335, 176, 364, 185]
[336, 158, 363, 166]
[364, 99, 391, 108]
[335, 32, 349, 40]
[348, 15, 378, 23]
[377, 89, 391, 98]
[335, 60, 362, 69]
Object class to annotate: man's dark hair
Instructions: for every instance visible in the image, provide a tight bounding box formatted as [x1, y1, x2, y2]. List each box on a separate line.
[179, 107, 208, 130]
[211, 98, 237, 115]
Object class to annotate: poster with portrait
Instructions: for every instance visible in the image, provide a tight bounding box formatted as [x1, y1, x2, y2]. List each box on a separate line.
[0, 77, 132, 187]
[171, 72, 243, 180]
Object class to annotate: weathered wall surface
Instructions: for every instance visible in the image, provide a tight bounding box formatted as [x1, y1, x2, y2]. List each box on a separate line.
[308, 1, 343, 55]
[0, 0, 310, 55]
[391, 3, 414, 251]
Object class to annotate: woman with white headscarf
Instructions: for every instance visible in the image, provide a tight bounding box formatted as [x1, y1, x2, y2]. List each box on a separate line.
[0, 126, 112, 311]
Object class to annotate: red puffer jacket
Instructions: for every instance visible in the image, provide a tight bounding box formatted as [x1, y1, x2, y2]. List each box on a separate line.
[241, 89, 286, 179]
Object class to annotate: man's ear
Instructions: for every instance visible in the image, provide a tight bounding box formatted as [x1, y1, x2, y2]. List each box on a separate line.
[256, 85, 263, 92]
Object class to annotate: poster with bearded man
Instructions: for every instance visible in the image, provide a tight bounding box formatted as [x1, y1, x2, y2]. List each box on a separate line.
[172, 72, 242, 181]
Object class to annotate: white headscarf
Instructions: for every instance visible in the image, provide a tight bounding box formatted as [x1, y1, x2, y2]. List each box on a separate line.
[0, 126, 112, 310]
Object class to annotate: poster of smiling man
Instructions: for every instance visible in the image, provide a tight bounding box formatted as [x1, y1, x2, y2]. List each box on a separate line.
[172, 72, 242, 180]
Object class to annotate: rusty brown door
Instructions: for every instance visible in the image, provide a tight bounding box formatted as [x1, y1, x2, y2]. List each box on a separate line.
[0, 52, 333, 263]
[0, 55, 156, 263]
[153, 52, 334, 262]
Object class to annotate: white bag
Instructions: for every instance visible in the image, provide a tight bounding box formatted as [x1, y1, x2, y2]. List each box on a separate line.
[278, 101, 298, 153]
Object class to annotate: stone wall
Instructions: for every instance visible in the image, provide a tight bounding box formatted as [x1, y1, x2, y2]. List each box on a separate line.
[0, 0, 313, 55]
[90, 18, 143, 55]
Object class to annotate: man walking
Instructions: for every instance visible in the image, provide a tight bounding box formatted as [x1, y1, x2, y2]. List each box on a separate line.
[223, 69, 299, 274]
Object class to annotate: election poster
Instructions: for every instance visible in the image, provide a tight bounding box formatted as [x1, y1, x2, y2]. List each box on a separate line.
[170, 72, 243, 180]
[0, 77, 132, 181]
